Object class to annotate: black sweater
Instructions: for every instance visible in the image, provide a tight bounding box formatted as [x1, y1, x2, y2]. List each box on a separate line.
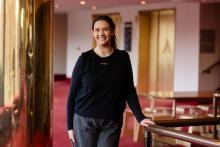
[67, 49, 146, 130]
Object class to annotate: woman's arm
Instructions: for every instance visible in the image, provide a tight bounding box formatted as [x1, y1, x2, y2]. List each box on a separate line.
[67, 55, 83, 130]
[124, 52, 153, 125]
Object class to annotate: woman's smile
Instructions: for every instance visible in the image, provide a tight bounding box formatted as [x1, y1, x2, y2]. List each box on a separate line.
[92, 20, 114, 46]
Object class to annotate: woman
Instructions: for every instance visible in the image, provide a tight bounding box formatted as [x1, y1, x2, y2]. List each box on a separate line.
[67, 15, 154, 147]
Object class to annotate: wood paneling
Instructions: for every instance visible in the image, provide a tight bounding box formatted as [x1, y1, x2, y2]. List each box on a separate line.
[137, 9, 175, 94]
[137, 12, 150, 94]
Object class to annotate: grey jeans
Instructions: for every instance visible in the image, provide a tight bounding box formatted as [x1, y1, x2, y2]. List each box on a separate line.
[73, 114, 123, 147]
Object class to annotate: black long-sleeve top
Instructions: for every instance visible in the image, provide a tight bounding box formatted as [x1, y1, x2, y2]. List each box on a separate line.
[67, 49, 146, 130]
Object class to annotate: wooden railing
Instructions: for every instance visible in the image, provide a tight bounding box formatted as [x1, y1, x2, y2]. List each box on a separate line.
[202, 58, 220, 74]
[144, 118, 220, 147]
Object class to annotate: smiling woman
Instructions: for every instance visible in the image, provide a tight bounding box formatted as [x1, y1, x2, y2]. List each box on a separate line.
[66, 15, 154, 147]
[92, 13, 121, 49]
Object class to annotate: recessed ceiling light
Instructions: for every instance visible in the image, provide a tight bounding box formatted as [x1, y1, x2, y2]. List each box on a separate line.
[80, 0, 86, 5]
[92, 6, 96, 10]
[141, 0, 146, 5]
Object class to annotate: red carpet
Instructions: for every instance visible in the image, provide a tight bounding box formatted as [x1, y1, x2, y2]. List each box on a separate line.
[53, 81, 144, 147]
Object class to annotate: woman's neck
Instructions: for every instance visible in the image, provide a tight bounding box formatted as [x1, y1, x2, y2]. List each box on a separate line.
[94, 46, 114, 57]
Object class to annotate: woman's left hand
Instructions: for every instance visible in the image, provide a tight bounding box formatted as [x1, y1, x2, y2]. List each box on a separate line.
[140, 118, 155, 127]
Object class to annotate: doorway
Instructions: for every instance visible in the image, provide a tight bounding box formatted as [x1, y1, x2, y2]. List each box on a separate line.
[137, 9, 175, 94]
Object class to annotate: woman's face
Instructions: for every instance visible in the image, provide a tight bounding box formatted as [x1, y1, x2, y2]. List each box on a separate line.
[92, 20, 114, 47]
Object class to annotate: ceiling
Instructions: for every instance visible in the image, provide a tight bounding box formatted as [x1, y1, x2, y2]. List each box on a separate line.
[54, 0, 220, 13]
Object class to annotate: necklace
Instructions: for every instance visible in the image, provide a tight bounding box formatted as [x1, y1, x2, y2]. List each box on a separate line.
[94, 47, 114, 58]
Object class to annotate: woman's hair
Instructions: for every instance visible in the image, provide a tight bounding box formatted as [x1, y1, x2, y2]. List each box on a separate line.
[92, 15, 117, 49]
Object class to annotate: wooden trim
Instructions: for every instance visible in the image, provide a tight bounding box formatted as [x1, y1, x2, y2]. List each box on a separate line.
[54, 74, 66, 81]
[137, 12, 150, 93]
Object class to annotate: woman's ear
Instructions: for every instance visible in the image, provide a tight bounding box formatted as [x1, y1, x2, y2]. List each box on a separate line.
[111, 30, 115, 36]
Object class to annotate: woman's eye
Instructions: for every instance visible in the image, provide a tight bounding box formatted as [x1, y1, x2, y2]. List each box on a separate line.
[94, 28, 110, 33]
[95, 29, 99, 32]
[103, 28, 109, 31]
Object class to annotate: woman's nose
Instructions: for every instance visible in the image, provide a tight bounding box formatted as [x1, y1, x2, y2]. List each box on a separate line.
[98, 29, 105, 35]
[99, 31, 103, 35]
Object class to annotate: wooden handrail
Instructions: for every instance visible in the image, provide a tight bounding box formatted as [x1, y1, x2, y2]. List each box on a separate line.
[202, 58, 220, 74]
[155, 117, 220, 127]
[144, 124, 220, 147]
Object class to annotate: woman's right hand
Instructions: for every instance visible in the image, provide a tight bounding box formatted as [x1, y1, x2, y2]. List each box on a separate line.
[68, 129, 76, 144]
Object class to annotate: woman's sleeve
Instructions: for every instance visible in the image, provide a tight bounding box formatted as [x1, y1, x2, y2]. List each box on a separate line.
[67, 55, 83, 130]
[125, 53, 147, 123]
